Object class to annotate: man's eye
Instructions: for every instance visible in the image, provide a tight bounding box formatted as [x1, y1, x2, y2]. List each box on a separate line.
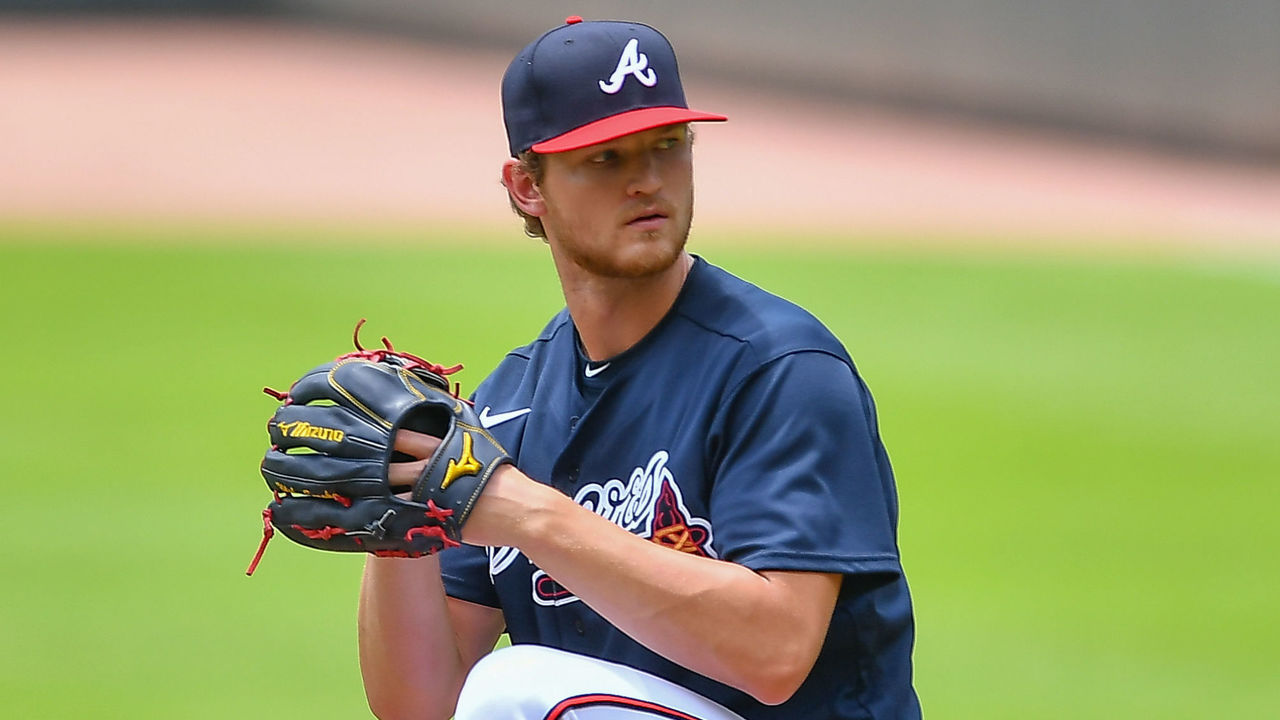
[590, 150, 619, 164]
[656, 137, 681, 150]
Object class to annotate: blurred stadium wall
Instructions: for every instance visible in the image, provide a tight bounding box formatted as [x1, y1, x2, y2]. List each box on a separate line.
[5, 0, 1278, 161]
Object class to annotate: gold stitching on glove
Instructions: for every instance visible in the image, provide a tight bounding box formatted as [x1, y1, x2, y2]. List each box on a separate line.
[396, 367, 429, 401]
[328, 359, 392, 428]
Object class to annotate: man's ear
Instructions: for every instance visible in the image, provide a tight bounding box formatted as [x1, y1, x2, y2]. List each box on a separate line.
[502, 159, 546, 217]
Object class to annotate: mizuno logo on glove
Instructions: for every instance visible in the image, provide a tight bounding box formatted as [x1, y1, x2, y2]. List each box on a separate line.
[276, 420, 345, 442]
[442, 432, 484, 489]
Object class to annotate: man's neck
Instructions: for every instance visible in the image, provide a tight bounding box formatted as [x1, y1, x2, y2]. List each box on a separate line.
[555, 252, 694, 362]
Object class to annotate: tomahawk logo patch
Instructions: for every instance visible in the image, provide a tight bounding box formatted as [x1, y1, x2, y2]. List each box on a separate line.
[649, 479, 713, 557]
[599, 38, 658, 94]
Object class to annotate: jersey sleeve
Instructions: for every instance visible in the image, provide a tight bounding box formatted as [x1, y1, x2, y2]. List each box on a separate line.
[707, 350, 903, 582]
[439, 544, 502, 608]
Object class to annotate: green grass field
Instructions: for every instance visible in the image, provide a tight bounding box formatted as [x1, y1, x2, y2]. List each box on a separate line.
[1, 225, 1276, 718]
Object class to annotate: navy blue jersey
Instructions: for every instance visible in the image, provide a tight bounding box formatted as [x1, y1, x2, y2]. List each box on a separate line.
[442, 257, 920, 719]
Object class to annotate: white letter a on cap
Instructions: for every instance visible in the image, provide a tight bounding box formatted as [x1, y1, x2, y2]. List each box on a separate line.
[599, 38, 658, 94]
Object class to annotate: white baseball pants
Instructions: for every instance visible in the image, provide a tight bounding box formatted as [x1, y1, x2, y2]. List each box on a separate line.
[453, 645, 746, 720]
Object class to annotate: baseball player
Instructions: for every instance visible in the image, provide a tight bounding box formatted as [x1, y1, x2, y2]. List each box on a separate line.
[336, 16, 919, 720]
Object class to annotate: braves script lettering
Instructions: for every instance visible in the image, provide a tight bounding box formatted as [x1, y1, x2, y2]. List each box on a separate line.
[575, 450, 671, 533]
[488, 451, 675, 580]
[487, 450, 715, 607]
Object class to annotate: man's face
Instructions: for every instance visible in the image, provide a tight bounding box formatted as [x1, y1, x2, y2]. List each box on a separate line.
[537, 124, 694, 279]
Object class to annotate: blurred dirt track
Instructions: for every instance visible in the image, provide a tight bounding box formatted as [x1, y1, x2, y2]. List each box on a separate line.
[2, 18, 1278, 251]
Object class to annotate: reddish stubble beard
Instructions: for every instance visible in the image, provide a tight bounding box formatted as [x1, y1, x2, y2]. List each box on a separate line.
[542, 184, 695, 281]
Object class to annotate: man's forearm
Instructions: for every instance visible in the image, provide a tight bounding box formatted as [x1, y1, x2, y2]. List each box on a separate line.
[464, 467, 840, 705]
[358, 557, 467, 720]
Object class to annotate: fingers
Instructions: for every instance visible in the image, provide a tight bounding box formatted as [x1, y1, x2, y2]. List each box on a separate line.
[388, 459, 427, 491]
[394, 428, 442, 458]
[385, 430, 440, 493]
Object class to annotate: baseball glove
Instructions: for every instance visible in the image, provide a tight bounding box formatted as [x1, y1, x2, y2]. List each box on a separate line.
[246, 321, 512, 575]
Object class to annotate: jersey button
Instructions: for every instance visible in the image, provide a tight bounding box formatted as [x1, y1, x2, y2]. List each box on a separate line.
[569, 415, 579, 429]
[574, 618, 585, 635]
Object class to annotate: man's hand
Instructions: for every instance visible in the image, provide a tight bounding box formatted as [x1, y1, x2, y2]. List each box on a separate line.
[246, 325, 512, 574]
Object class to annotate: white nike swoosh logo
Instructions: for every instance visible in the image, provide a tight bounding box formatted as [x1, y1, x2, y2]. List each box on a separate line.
[478, 406, 532, 429]
[583, 362, 611, 378]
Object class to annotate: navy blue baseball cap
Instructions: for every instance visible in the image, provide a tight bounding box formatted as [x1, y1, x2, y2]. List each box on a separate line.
[502, 16, 727, 156]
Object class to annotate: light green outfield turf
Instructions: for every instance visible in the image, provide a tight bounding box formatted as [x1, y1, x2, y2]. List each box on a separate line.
[1, 226, 1276, 719]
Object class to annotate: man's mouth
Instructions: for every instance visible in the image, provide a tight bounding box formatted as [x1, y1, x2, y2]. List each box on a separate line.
[626, 209, 669, 229]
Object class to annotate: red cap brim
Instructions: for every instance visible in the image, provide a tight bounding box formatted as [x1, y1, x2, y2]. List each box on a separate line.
[530, 106, 728, 154]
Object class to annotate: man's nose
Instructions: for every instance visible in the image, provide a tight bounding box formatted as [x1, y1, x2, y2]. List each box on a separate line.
[626, 152, 663, 197]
